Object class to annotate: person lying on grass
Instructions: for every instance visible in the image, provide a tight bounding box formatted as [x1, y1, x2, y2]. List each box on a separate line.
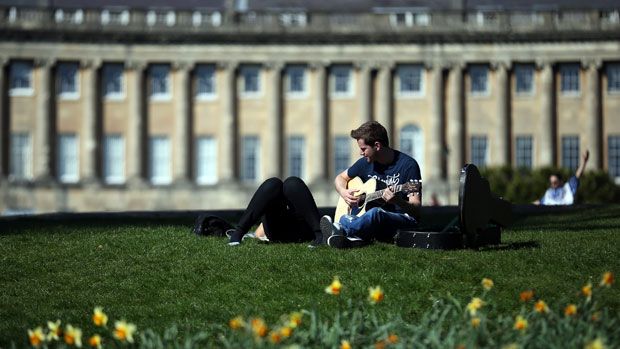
[227, 177, 325, 248]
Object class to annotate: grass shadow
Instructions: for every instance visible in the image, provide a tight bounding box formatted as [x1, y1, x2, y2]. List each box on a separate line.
[478, 240, 540, 252]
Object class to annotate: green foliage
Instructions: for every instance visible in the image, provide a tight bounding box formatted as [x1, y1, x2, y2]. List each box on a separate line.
[479, 167, 620, 204]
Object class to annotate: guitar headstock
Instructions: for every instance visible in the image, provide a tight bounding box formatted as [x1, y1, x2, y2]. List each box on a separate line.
[402, 179, 422, 194]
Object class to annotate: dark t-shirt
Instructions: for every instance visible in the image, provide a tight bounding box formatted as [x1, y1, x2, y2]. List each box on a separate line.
[347, 150, 421, 213]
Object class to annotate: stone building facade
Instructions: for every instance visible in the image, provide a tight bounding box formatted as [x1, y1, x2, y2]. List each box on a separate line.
[0, 0, 619, 213]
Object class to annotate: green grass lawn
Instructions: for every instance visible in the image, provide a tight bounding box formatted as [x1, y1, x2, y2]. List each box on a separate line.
[1, 206, 619, 346]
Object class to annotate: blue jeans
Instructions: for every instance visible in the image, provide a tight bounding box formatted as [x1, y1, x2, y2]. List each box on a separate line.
[338, 207, 419, 242]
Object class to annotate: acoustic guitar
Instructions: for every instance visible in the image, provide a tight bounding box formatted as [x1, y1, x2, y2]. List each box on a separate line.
[334, 177, 421, 222]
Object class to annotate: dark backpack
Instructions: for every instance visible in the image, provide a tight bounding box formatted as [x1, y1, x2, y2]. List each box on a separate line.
[192, 214, 234, 237]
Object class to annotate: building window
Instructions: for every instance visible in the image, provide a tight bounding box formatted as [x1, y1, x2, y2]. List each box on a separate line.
[561, 135, 580, 171]
[195, 64, 216, 99]
[58, 134, 79, 183]
[560, 64, 580, 95]
[149, 136, 171, 185]
[515, 64, 535, 94]
[515, 136, 533, 169]
[288, 136, 305, 179]
[286, 65, 306, 96]
[101, 9, 130, 25]
[606, 63, 620, 93]
[102, 63, 124, 99]
[280, 13, 307, 27]
[57, 62, 80, 99]
[149, 64, 171, 100]
[196, 136, 218, 185]
[334, 136, 350, 176]
[191, 11, 221, 27]
[103, 134, 125, 184]
[331, 65, 353, 97]
[240, 65, 261, 96]
[609, 136, 620, 182]
[10, 133, 32, 180]
[9, 61, 33, 96]
[241, 136, 260, 182]
[397, 65, 424, 97]
[147, 10, 175, 26]
[469, 65, 488, 95]
[400, 125, 425, 172]
[471, 136, 488, 167]
[389, 12, 430, 27]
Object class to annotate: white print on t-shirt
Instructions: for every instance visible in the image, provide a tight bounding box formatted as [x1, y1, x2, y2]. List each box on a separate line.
[368, 173, 400, 187]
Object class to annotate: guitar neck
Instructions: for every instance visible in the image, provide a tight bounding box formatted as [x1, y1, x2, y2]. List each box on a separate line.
[365, 184, 404, 203]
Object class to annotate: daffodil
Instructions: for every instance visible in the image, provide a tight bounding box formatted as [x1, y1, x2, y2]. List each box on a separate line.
[585, 337, 607, 349]
[288, 311, 302, 328]
[229, 316, 245, 330]
[340, 339, 352, 349]
[534, 300, 549, 314]
[251, 318, 268, 338]
[113, 320, 137, 343]
[325, 277, 342, 295]
[374, 340, 386, 349]
[564, 304, 577, 317]
[280, 326, 293, 338]
[88, 335, 102, 349]
[47, 320, 62, 341]
[28, 327, 45, 347]
[368, 286, 385, 304]
[387, 333, 398, 344]
[582, 282, 593, 302]
[600, 272, 614, 288]
[466, 297, 484, 316]
[519, 290, 534, 302]
[471, 317, 481, 328]
[64, 324, 82, 347]
[269, 330, 282, 344]
[481, 278, 494, 291]
[513, 315, 528, 331]
[92, 307, 108, 327]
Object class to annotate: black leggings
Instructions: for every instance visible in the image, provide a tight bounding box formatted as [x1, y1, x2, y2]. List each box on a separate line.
[236, 177, 321, 242]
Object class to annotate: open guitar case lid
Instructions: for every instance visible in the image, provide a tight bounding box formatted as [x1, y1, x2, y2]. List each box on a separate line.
[395, 164, 512, 250]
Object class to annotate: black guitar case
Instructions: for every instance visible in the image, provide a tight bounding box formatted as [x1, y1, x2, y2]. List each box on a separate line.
[395, 164, 511, 249]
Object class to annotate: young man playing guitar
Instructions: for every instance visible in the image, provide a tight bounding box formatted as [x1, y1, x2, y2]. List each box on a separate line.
[322, 121, 422, 248]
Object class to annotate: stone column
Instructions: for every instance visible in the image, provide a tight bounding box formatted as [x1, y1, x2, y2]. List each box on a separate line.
[127, 61, 146, 186]
[35, 58, 54, 182]
[494, 61, 510, 166]
[267, 62, 283, 178]
[220, 61, 237, 182]
[584, 60, 602, 169]
[538, 61, 554, 166]
[81, 59, 101, 183]
[377, 62, 393, 140]
[447, 63, 464, 179]
[173, 61, 192, 184]
[310, 61, 328, 183]
[429, 63, 444, 180]
[0, 58, 6, 178]
[358, 62, 372, 124]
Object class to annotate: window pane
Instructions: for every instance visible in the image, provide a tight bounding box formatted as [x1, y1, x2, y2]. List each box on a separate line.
[515, 64, 534, 93]
[471, 136, 488, 167]
[607, 63, 620, 92]
[334, 136, 350, 176]
[287, 65, 306, 94]
[398, 65, 423, 94]
[470, 65, 488, 93]
[288, 136, 305, 178]
[242, 66, 260, 93]
[149, 136, 171, 184]
[58, 134, 79, 183]
[196, 136, 218, 184]
[241, 136, 260, 182]
[196, 64, 216, 97]
[103, 134, 125, 184]
[10, 133, 32, 180]
[515, 135, 533, 168]
[10, 61, 33, 91]
[561, 135, 580, 170]
[332, 66, 351, 94]
[609, 136, 620, 179]
[560, 64, 580, 93]
[57, 62, 79, 96]
[150, 64, 170, 97]
[103, 64, 124, 97]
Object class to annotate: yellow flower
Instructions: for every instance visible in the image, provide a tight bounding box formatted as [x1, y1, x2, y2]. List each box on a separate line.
[340, 340, 352, 349]
[600, 272, 614, 287]
[466, 297, 484, 316]
[374, 340, 386, 349]
[251, 318, 268, 337]
[289, 311, 302, 327]
[564, 304, 577, 317]
[368, 286, 385, 304]
[582, 282, 593, 301]
[229, 316, 245, 330]
[47, 320, 62, 341]
[92, 307, 108, 327]
[387, 333, 399, 344]
[585, 337, 607, 349]
[534, 300, 549, 314]
[88, 335, 102, 349]
[280, 326, 293, 338]
[513, 315, 528, 331]
[325, 277, 342, 295]
[471, 317, 481, 328]
[64, 324, 82, 347]
[113, 320, 137, 343]
[28, 327, 45, 347]
[519, 290, 534, 302]
[481, 278, 494, 291]
[269, 330, 282, 344]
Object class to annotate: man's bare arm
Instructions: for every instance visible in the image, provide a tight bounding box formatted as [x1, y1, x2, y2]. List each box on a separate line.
[575, 149, 590, 179]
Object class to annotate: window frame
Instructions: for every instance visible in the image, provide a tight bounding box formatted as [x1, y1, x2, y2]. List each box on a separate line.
[559, 63, 581, 96]
[240, 65, 262, 98]
[57, 62, 80, 100]
[334, 136, 351, 177]
[103, 134, 126, 184]
[195, 136, 218, 185]
[330, 65, 354, 98]
[149, 135, 172, 185]
[285, 65, 308, 98]
[514, 63, 535, 96]
[397, 64, 425, 98]
[608, 135, 620, 183]
[195, 64, 217, 100]
[287, 136, 306, 179]
[9, 61, 34, 96]
[469, 65, 489, 96]
[515, 135, 533, 169]
[57, 133, 80, 184]
[102, 63, 125, 100]
[9, 133, 32, 181]
[470, 135, 489, 168]
[606, 63, 620, 94]
[561, 135, 580, 171]
[149, 64, 172, 101]
[240, 135, 261, 182]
